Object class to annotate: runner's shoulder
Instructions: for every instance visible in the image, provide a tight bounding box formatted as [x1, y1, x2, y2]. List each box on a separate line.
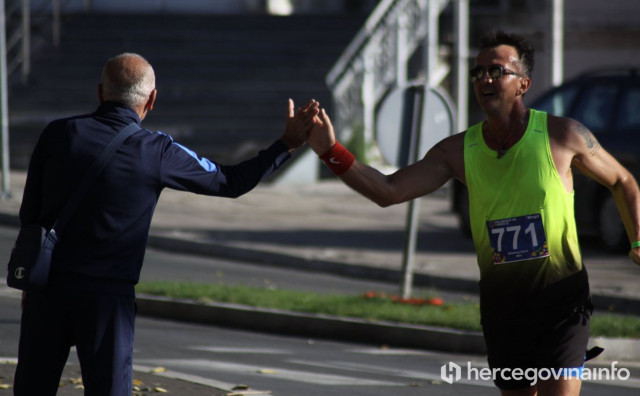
[546, 114, 586, 136]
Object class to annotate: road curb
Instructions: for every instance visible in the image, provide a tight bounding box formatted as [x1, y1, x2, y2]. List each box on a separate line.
[135, 295, 640, 362]
[135, 295, 488, 355]
[1, 212, 639, 361]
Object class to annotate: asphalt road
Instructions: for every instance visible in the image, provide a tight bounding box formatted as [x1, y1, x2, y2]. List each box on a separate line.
[1, 224, 640, 394]
[0, 293, 639, 395]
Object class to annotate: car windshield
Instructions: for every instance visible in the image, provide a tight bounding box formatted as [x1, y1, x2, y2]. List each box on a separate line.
[618, 85, 640, 132]
[572, 83, 618, 133]
[532, 84, 579, 116]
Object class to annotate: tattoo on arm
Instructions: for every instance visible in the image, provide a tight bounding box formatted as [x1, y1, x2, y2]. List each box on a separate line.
[576, 123, 600, 156]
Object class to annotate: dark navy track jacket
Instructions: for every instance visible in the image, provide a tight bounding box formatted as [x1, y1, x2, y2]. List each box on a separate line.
[19, 102, 290, 294]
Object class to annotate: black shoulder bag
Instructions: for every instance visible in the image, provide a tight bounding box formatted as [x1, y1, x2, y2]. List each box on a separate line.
[7, 122, 141, 290]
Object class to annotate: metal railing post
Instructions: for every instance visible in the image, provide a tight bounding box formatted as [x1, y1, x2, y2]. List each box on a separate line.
[52, 0, 60, 46]
[362, 48, 375, 152]
[0, 0, 11, 199]
[426, 0, 438, 87]
[396, 12, 408, 88]
[21, 0, 29, 84]
[454, 0, 469, 131]
[550, 0, 564, 86]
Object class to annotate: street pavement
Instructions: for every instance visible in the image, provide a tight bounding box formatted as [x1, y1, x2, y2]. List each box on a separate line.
[1, 168, 640, 394]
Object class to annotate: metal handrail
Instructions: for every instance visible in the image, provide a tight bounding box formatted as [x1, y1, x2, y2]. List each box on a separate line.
[325, 0, 398, 89]
[4, 0, 76, 85]
[324, 0, 441, 153]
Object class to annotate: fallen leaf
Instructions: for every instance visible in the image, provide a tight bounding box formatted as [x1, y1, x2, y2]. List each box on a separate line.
[154, 386, 168, 393]
[427, 297, 444, 306]
[151, 367, 167, 373]
[257, 369, 278, 374]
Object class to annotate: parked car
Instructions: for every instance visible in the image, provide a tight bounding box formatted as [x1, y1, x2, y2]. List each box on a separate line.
[451, 68, 640, 252]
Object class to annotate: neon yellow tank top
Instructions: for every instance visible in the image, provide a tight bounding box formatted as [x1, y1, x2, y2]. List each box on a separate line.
[464, 109, 583, 298]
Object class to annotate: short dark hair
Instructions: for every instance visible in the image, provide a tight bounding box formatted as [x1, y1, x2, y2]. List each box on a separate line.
[479, 31, 535, 77]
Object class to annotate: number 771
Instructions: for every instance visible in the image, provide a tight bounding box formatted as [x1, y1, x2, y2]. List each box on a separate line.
[491, 223, 538, 252]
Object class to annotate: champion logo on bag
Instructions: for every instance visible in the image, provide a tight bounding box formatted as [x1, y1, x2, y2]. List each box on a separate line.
[14, 267, 25, 280]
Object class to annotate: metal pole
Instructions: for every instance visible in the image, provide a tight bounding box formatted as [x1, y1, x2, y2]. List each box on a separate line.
[396, 12, 407, 88]
[21, 0, 30, 84]
[0, 0, 11, 199]
[362, 48, 375, 162]
[551, 0, 564, 86]
[53, 0, 60, 47]
[427, 0, 438, 87]
[400, 85, 425, 299]
[454, 0, 469, 131]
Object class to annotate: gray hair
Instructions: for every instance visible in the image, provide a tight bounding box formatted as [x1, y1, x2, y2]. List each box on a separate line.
[101, 53, 155, 108]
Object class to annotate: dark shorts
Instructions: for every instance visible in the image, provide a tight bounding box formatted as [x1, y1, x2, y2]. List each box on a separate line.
[482, 303, 591, 390]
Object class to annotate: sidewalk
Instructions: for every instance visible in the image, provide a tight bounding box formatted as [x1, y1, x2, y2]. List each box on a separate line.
[4, 170, 640, 302]
[1, 170, 640, 360]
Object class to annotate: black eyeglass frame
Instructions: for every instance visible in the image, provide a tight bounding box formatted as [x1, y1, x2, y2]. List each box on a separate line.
[470, 65, 524, 83]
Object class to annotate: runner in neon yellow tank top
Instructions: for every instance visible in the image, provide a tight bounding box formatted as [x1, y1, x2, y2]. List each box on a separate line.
[465, 109, 584, 315]
[308, 31, 640, 396]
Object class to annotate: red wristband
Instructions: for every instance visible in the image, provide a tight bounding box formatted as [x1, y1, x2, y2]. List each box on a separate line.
[319, 142, 355, 176]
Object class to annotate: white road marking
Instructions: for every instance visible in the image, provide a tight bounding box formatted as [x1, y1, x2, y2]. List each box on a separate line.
[346, 347, 442, 356]
[189, 346, 291, 355]
[134, 364, 241, 391]
[290, 359, 493, 388]
[136, 358, 403, 386]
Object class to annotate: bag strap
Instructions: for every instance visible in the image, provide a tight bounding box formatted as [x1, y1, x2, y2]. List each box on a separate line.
[51, 122, 141, 233]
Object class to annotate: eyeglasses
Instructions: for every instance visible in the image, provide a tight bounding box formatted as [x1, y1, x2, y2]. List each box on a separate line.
[470, 65, 523, 83]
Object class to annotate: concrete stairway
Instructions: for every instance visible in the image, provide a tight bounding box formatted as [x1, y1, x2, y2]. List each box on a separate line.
[9, 13, 364, 169]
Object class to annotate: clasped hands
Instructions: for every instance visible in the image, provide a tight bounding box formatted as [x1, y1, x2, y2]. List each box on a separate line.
[281, 99, 337, 156]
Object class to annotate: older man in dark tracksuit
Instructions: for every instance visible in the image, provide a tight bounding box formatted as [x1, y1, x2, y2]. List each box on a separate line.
[13, 53, 318, 395]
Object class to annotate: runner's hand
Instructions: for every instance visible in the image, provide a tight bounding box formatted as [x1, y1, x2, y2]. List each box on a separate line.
[309, 108, 337, 155]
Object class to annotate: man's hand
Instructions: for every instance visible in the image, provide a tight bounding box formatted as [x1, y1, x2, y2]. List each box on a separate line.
[280, 99, 320, 151]
[309, 108, 337, 156]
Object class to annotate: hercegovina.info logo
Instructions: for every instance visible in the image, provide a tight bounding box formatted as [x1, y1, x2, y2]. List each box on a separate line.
[440, 361, 630, 386]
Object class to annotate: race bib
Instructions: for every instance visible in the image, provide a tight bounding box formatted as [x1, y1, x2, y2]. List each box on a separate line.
[486, 213, 549, 264]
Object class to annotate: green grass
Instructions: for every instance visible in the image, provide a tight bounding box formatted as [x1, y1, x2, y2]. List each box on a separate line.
[135, 281, 640, 338]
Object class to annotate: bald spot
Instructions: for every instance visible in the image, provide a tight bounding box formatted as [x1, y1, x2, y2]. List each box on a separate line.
[103, 54, 152, 88]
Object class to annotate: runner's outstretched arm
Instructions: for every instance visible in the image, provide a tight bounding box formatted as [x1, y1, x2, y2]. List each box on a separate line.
[309, 108, 460, 207]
